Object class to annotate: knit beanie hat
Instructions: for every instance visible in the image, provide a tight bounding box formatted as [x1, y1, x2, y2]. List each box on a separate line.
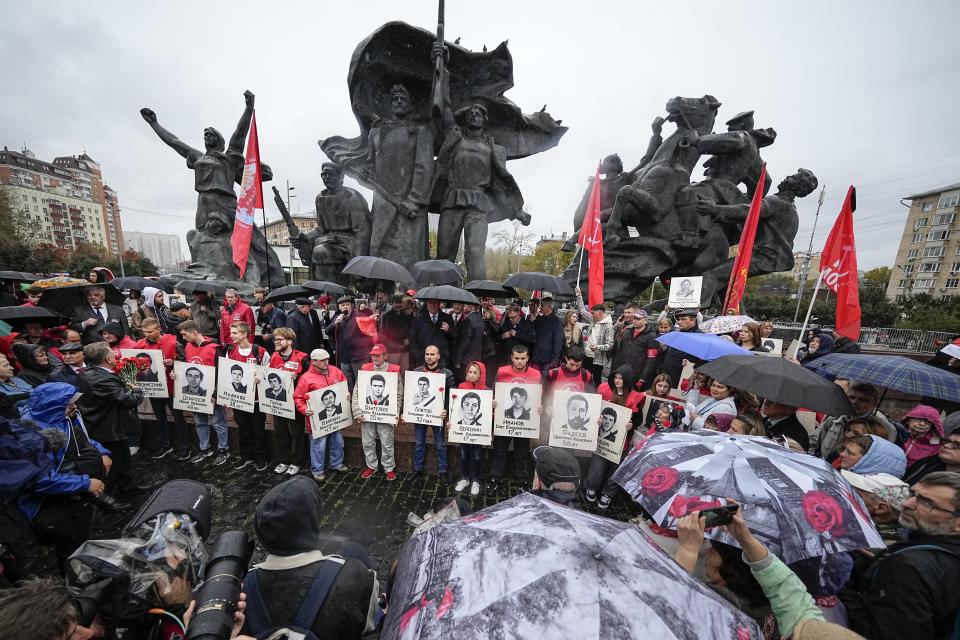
[254, 476, 324, 556]
[944, 410, 960, 437]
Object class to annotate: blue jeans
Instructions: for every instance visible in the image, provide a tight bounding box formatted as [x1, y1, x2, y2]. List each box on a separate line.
[193, 405, 228, 452]
[310, 431, 344, 474]
[414, 424, 447, 472]
[460, 444, 483, 483]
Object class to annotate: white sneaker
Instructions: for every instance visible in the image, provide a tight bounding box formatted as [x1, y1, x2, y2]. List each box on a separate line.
[286, 465, 300, 475]
[470, 482, 480, 496]
[455, 479, 470, 492]
[274, 464, 288, 474]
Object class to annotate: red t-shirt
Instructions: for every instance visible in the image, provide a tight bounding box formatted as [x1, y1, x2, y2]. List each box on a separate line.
[269, 349, 309, 379]
[185, 339, 220, 367]
[546, 366, 593, 393]
[495, 364, 541, 384]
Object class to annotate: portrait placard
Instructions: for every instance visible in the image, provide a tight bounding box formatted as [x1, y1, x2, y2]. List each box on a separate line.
[402, 370, 447, 427]
[448, 388, 494, 446]
[120, 348, 168, 399]
[667, 276, 703, 308]
[308, 381, 353, 438]
[257, 366, 296, 420]
[548, 390, 602, 451]
[172, 361, 215, 414]
[216, 357, 257, 413]
[493, 382, 542, 438]
[356, 369, 399, 425]
[595, 401, 633, 464]
[761, 337, 784, 357]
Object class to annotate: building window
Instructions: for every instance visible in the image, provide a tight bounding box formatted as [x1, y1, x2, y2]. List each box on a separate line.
[915, 218, 929, 229]
[922, 202, 935, 212]
[907, 249, 918, 258]
[912, 234, 923, 243]
[928, 230, 951, 241]
[923, 246, 946, 257]
[947, 279, 960, 289]
[902, 264, 914, 273]
[898, 279, 907, 288]
[919, 262, 941, 273]
[935, 212, 957, 225]
[915, 279, 934, 289]
[952, 262, 960, 273]
[938, 193, 960, 209]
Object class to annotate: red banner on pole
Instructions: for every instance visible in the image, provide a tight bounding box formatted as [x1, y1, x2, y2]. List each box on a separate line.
[722, 164, 767, 314]
[231, 112, 263, 277]
[820, 186, 860, 342]
[579, 165, 605, 308]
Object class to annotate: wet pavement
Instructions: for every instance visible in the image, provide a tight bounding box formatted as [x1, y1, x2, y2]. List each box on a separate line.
[28, 445, 638, 583]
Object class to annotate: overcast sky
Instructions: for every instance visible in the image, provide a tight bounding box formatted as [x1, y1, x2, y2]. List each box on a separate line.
[3, 1, 959, 270]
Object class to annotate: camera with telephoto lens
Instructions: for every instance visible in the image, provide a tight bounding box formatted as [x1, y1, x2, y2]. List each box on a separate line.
[185, 530, 254, 639]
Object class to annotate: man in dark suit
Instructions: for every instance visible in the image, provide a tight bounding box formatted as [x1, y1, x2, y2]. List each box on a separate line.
[71, 285, 130, 345]
[761, 399, 810, 451]
[286, 298, 323, 355]
[409, 298, 456, 369]
[76, 342, 146, 494]
[452, 302, 483, 382]
[49, 342, 86, 387]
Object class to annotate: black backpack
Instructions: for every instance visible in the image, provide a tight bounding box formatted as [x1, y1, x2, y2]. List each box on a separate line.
[241, 558, 343, 639]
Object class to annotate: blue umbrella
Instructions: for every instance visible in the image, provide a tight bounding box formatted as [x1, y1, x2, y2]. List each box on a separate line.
[655, 331, 755, 362]
[804, 353, 960, 402]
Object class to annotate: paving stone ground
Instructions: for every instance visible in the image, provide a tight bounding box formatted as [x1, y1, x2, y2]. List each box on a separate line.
[28, 445, 639, 583]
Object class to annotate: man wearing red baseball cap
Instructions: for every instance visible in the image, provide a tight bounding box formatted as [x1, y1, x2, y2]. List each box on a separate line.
[353, 343, 402, 481]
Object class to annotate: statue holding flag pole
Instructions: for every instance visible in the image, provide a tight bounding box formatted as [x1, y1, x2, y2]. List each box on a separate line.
[140, 91, 285, 288]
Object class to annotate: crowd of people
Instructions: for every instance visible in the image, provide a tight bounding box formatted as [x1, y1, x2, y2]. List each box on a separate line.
[1, 276, 960, 639]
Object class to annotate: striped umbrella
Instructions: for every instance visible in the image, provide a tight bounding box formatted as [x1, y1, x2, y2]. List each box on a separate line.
[804, 353, 960, 402]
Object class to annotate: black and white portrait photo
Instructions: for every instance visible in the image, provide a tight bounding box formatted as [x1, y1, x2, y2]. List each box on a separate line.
[265, 372, 287, 401]
[216, 357, 257, 413]
[173, 361, 215, 415]
[317, 388, 343, 420]
[121, 348, 168, 399]
[667, 275, 703, 308]
[599, 407, 618, 442]
[230, 363, 248, 393]
[550, 389, 602, 452]
[595, 401, 633, 464]
[182, 366, 206, 396]
[257, 366, 296, 420]
[494, 382, 542, 439]
[402, 370, 447, 427]
[449, 388, 493, 446]
[356, 370, 399, 425]
[308, 381, 353, 438]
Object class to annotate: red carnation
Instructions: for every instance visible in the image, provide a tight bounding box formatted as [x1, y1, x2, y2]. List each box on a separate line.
[802, 490, 844, 534]
[641, 466, 679, 495]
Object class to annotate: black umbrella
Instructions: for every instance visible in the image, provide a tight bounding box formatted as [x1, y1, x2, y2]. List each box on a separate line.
[38, 283, 125, 317]
[342, 256, 415, 284]
[0, 306, 66, 329]
[410, 259, 465, 285]
[699, 355, 853, 415]
[503, 272, 574, 296]
[302, 280, 351, 296]
[262, 285, 315, 305]
[111, 276, 158, 291]
[0, 271, 37, 282]
[414, 285, 480, 304]
[464, 279, 517, 298]
[174, 280, 228, 296]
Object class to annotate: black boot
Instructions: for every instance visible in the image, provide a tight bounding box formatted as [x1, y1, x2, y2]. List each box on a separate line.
[89, 492, 131, 512]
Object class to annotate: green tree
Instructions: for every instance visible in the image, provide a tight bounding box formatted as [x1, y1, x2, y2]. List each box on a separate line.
[863, 266, 892, 287]
[522, 241, 568, 275]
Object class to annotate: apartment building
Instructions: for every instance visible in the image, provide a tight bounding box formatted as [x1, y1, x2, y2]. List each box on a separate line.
[886, 183, 960, 300]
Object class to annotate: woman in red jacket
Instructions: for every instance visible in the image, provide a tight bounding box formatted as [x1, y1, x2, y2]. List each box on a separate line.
[453, 361, 486, 496]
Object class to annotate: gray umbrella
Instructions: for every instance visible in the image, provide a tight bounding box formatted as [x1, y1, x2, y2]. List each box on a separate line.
[504, 271, 575, 296]
[410, 259, 466, 285]
[383, 493, 761, 640]
[342, 256, 415, 284]
[302, 280, 351, 296]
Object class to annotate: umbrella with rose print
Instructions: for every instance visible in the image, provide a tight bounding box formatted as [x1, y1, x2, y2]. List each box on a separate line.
[612, 431, 883, 564]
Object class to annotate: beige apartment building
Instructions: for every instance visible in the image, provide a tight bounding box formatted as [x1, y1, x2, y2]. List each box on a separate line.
[886, 183, 960, 300]
[0, 146, 124, 255]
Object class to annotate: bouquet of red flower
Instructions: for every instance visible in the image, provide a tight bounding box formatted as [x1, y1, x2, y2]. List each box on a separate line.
[114, 356, 153, 388]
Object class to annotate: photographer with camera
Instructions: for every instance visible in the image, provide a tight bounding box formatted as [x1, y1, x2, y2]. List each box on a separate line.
[239, 476, 379, 638]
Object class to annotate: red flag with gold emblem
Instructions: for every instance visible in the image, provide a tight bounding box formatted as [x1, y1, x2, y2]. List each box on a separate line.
[722, 163, 767, 314]
[231, 113, 263, 277]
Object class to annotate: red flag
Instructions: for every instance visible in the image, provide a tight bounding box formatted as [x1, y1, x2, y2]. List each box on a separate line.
[722, 163, 767, 314]
[578, 164, 604, 308]
[820, 186, 860, 341]
[231, 113, 263, 277]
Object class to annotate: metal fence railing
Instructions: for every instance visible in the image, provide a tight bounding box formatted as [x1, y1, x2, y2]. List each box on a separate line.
[771, 323, 953, 355]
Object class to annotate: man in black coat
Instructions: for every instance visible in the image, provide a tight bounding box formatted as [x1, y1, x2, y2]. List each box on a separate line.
[75, 342, 145, 494]
[379, 295, 413, 370]
[71, 285, 129, 345]
[760, 399, 811, 451]
[49, 343, 86, 388]
[330, 296, 375, 390]
[662, 308, 702, 385]
[409, 299, 456, 369]
[497, 303, 536, 366]
[452, 302, 484, 381]
[840, 471, 960, 640]
[610, 311, 659, 390]
[286, 298, 323, 354]
[531, 296, 564, 372]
